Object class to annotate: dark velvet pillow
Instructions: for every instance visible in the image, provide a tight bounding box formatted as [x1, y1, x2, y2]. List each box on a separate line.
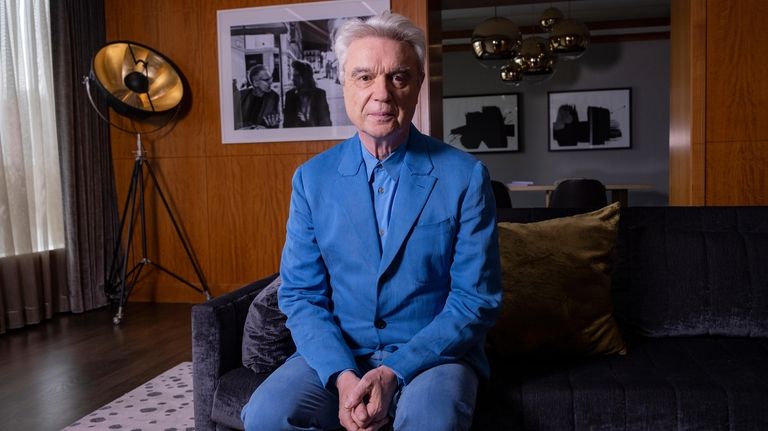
[242, 275, 295, 373]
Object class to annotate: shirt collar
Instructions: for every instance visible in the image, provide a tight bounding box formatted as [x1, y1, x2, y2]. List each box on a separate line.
[360, 138, 407, 183]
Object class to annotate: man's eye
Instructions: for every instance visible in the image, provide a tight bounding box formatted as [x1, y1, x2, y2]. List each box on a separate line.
[352, 74, 374, 87]
[391, 73, 409, 88]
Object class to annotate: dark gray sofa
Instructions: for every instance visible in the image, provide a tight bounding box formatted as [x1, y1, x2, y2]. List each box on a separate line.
[193, 206, 768, 430]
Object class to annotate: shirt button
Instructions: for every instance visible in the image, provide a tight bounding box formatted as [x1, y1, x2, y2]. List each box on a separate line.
[379, 228, 385, 236]
[375, 319, 387, 329]
[378, 186, 385, 194]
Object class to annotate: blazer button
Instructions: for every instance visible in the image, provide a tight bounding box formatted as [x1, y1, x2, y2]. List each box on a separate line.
[374, 319, 387, 329]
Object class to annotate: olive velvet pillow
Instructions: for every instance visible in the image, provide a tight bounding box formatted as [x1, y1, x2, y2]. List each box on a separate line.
[489, 203, 627, 357]
[242, 275, 295, 374]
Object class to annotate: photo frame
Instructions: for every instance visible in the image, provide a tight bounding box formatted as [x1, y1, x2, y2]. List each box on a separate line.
[443, 94, 520, 153]
[217, 0, 390, 144]
[548, 88, 631, 151]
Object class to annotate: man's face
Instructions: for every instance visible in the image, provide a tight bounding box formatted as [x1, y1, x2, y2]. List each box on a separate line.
[342, 37, 423, 144]
[251, 70, 272, 96]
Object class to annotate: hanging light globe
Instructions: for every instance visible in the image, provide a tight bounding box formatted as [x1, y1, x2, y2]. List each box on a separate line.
[549, 18, 590, 60]
[512, 36, 556, 82]
[471, 16, 522, 66]
[539, 7, 564, 31]
[500, 61, 523, 85]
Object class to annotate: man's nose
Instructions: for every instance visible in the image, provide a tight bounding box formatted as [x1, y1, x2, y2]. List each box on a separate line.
[371, 76, 391, 101]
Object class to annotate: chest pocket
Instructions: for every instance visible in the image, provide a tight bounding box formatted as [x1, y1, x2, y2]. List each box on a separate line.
[404, 217, 456, 283]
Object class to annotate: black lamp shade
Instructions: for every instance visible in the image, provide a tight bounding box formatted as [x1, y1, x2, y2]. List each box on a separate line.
[90, 41, 183, 118]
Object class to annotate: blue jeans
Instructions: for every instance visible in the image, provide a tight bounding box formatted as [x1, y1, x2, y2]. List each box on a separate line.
[241, 351, 478, 431]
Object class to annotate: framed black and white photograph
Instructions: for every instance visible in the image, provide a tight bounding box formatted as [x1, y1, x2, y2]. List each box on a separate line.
[443, 94, 520, 153]
[548, 88, 631, 151]
[217, 0, 389, 144]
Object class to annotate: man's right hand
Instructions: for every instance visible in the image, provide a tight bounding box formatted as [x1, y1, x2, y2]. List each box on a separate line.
[336, 371, 389, 431]
[263, 113, 280, 128]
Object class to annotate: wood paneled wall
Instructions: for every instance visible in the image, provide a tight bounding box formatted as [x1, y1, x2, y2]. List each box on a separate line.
[704, 0, 768, 204]
[670, 0, 768, 205]
[669, 0, 706, 205]
[104, 0, 441, 302]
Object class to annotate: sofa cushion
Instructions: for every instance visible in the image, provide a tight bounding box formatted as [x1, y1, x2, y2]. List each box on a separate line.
[474, 337, 768, 430]
[611, 207, 768, 337]
[211, 366, 269, 429]
[242, 275, 295, 374]
[490, 202, 626, 357]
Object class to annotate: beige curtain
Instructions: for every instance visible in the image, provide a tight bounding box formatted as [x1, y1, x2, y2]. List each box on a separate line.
[0, 0, 69, 334]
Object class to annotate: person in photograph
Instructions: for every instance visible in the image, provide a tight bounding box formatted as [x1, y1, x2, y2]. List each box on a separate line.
[234, 64, 280, 130]
[283, 59, 332, 128]
[241, 11, 501, 431]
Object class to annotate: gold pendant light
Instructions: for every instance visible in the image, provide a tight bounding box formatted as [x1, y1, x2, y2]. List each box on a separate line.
[549, 18, 591, 60]
[473, 4, 591, 84]
[471, 16, 522, 66]
[513, 36, 556, 82]
[539, 7, 564, 31]
[500, 61, 523, 85]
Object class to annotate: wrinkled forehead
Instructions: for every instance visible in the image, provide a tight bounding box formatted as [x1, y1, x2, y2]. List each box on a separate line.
[346, 36, 420, 71]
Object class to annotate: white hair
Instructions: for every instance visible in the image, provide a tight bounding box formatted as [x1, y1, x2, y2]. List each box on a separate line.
[333, 11, 426, 84]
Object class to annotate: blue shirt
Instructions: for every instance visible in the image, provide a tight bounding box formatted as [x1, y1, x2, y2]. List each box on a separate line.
[361, 140, 406, 251]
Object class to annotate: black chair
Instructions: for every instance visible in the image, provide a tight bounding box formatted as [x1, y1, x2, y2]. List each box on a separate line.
[549, 178, 608, 209]
[491, 180, 513, 209]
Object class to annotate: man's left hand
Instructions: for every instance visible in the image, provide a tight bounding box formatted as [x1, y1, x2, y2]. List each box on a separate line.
[343, 366, 399, 430]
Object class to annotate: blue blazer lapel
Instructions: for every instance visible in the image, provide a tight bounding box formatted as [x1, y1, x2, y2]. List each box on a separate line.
[378, 129, 436, 277]
[336, 136, 381, 269]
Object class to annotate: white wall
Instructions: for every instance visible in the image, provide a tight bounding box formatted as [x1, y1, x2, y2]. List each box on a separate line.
[443, 39, 670, 207]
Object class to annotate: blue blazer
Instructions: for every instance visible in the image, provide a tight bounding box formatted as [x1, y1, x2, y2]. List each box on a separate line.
[279, 125, 502, 387]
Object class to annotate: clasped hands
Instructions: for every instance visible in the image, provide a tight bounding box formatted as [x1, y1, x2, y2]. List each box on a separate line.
[245, 114, 280, 129]
[336, 366, 399, 431]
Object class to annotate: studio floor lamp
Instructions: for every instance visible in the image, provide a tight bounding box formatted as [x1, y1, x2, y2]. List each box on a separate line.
[85, 41, 211, 324]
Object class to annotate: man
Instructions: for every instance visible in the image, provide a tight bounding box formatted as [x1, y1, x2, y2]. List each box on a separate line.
[234, 64, 280, 129]
[241, 11, 501, 431]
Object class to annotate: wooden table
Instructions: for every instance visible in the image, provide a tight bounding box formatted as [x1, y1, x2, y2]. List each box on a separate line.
[505, 184, 653, 207]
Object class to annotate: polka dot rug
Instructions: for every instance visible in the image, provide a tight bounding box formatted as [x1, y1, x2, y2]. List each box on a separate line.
[63, 362, 195, 430]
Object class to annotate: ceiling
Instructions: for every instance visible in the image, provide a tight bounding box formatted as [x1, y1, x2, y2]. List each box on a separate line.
[441, 0, 671, 35]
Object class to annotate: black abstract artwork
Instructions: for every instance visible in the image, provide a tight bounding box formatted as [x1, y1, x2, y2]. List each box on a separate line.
[451, 106, 515, 150]
[548, 88, 631, 151]
[552, 104, 622, 147]
[444, 94, 520, 153]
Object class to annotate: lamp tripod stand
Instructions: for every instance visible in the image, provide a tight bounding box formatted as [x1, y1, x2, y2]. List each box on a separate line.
[105, 133, 211, 324]
[85, 41, 212, 325]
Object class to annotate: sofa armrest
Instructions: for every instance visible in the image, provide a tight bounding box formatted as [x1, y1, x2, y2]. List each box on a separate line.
[192, 273, 279, 431]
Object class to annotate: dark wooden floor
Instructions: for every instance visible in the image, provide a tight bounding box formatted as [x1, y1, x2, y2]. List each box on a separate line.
[0, 302, 193, 431]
